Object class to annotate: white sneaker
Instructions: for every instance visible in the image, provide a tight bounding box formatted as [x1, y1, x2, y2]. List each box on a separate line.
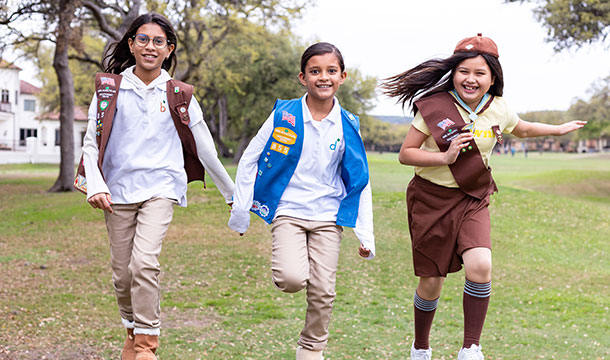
[457, 344, 484, 360]
[411, 341, 432, 360]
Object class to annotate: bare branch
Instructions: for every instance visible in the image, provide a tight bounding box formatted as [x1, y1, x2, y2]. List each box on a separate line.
[81, 0, 122, 40]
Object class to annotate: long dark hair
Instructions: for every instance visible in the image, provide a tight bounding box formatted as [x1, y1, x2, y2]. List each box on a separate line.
[103, 13, 178, 75]
[381, 52, 504, 114]
[300, 42, 345, 73]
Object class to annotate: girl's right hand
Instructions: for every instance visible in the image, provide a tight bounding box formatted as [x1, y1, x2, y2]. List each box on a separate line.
[444, 132, 474, 165]
[88, 192, 113, 213]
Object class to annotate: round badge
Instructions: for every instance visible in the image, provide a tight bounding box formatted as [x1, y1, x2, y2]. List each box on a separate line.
[99, 100, 109, 110]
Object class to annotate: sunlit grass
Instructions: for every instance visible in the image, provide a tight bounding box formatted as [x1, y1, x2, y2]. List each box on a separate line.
[1, 153, 608, 359]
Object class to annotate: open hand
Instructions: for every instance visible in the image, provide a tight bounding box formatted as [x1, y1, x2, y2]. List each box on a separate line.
[557, 120, 587, 135]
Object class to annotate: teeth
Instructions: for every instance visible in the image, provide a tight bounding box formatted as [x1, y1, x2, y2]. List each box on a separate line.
[464, 85, 477, 90]
[318, 85, 330, 88]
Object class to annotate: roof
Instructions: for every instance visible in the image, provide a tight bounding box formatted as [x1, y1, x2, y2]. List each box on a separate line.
[0, 59, 22, 70]
[20, 80, 41, 94]
[38, 106, 88, 121]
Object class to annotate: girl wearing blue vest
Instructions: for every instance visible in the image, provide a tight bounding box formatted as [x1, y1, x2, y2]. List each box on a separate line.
[228, 42, 375, 360]
[382, 34, 585, 360]
[81, 13, 234, 360]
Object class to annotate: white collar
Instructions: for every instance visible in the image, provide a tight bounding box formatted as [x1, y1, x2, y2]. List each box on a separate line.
[120, 66, 172, 91]
[301, 94, 341, 124]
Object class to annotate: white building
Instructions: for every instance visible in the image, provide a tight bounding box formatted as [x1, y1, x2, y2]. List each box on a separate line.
[0, 58, 87, 163]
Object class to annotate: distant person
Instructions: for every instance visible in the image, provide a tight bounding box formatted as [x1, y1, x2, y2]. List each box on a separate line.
[510, 145, 515, 157]
[228, 42, 375, 360]
[382, 33, 585, 360]
[78, 13, 234, 360]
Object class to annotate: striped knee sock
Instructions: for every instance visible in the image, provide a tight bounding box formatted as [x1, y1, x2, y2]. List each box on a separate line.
[413, 291, 439, 350]
[463, 279, 491, 348]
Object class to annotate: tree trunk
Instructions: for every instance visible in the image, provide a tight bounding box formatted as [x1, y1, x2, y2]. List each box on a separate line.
[48, 0, 76, 192]
[218, 94, 227, 138]
[232, 118, 251, 164]
[205, 96, 232, 158]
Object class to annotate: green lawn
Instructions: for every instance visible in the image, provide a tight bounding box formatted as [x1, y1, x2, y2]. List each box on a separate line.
[0, 152, 608, 359]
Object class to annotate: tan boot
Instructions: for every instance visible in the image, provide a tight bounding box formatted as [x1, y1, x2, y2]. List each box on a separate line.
[121, 328, 136, 360]
[134, 334, 159, 360]
[296, 345, 324, 360]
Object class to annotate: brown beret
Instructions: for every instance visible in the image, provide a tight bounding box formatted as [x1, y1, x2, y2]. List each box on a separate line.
[454, 33, 499, 58]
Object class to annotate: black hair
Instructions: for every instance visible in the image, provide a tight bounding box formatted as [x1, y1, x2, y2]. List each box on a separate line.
[103, 13, 178, 75]
[300, 42, 345, 73]
[381, 52, 504, 113]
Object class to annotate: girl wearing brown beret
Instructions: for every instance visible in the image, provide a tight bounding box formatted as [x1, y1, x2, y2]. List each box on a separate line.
[381, 33, 585, 360]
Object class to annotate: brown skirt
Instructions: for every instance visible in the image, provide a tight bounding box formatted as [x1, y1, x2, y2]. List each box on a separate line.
[406, 175, 496, 277]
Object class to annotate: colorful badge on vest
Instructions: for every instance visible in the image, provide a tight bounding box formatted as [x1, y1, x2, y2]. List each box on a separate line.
[282, 110, 296, 127]
[272, 127, 297, 145]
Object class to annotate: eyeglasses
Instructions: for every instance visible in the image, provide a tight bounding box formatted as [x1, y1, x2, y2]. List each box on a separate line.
[132, 34, 170, 49]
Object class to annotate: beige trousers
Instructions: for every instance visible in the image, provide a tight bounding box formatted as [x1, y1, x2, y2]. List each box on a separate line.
[270, 216, 343, 351]
[104, 197, 175, 330]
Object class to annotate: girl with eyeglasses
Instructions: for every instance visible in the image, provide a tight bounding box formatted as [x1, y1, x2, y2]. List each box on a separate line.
[80, 12, 234, 360]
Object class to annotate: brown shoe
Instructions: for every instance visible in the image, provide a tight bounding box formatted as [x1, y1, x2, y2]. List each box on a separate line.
[121, 328, 136, 360]
[134, 334, 159, 360]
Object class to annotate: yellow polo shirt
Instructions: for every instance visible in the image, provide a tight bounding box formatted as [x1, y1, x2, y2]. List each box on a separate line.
[411, 94, 520, 188]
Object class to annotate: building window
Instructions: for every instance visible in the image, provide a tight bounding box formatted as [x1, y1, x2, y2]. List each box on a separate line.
[1, 89, 8, 103]
[24, 99, 36, 112]
[19, 128, 37, 146]
[15, 90, 18, 105]
[55, 129, 61, 146]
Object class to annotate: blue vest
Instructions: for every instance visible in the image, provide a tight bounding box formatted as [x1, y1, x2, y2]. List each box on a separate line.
[251, 97, 370, 227]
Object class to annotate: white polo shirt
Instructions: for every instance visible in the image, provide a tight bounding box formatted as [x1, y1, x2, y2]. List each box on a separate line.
[82, 67, 235, 207]
[229, 96, 375, 257]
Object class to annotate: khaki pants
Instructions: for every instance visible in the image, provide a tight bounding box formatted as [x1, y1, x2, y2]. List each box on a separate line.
[104, 197, 175, 330]
[270, 216, 343, 351]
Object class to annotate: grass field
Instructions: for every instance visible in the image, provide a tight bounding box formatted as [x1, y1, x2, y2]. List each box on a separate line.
[0, 152, 608, 359]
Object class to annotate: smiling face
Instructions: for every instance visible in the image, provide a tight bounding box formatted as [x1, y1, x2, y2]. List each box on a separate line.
[452, 55, 495, 110]
[298, 52, 346, 105]
[128, 23, 174, 81]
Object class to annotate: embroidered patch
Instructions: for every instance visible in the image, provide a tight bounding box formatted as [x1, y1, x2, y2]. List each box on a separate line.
[99, 100, 109, 111]
[270, 142, 290, 155]
[259, 205, 269, 217]
[329, 138, 340, 151]
[466, 44, 474, 50]
[174, 86, 180, 93]
[437, 118, 455, 131]
[272, 127, 297, 145]
[251, 200, 261, 211]
[282, 111, 296, 127]
[348, 113, 355, 121]
[100, 77, 115, 87]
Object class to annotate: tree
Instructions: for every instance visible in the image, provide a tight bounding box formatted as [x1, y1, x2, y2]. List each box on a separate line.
[1, 0, 81, 191]
[0, 0, 141, 192]
[568, 75, 610, 139]
[506, 0, 610, 51]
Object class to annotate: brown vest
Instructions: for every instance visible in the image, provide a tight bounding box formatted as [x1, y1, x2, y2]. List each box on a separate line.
[414, 92, 496, 199]
[74, 72, 205, 194]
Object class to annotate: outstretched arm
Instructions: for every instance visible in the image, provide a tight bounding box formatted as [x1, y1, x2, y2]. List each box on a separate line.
[511, 119, 586, 138]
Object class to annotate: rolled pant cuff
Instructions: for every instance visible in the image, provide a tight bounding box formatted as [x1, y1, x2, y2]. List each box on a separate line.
[134, 327, 160, 336]
[297, 339, 327, 352]
[121, 318, 135, 329]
